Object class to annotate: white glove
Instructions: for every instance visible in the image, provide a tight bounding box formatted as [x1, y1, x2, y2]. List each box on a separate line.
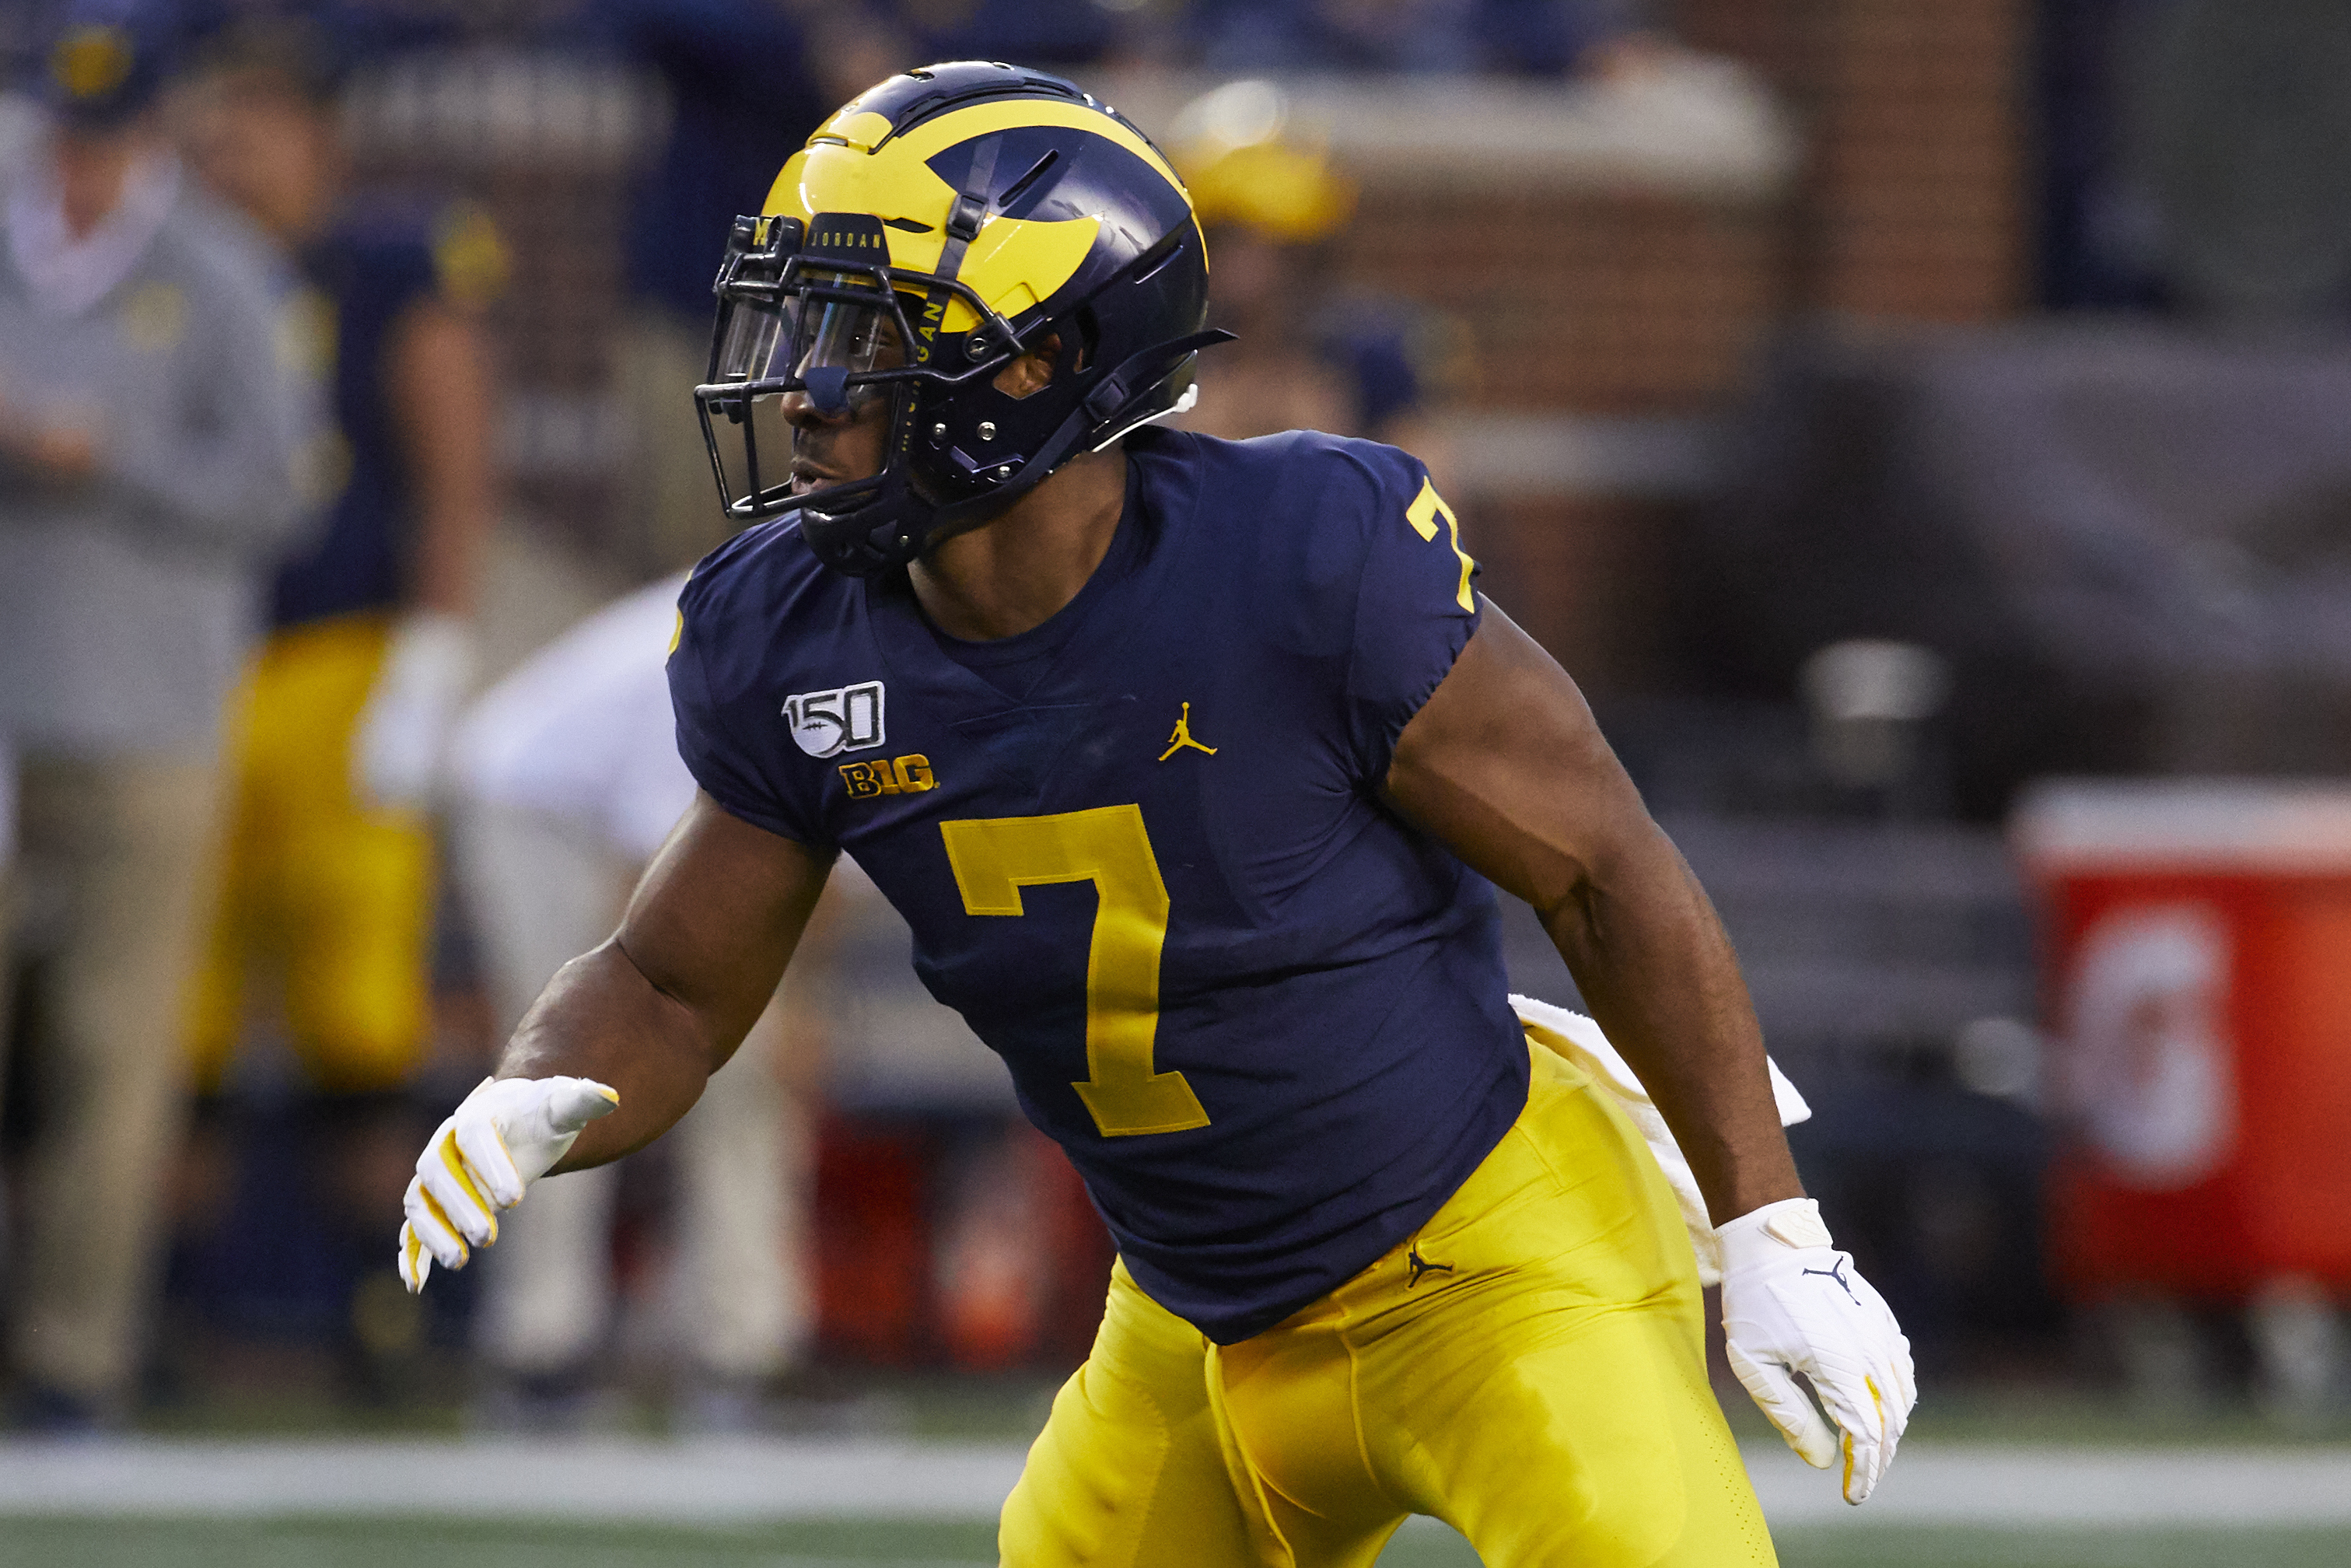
[1719, 1197, 1916, 1504]
[354, 613, 475, 811]
[397, 1074, 618, 1293]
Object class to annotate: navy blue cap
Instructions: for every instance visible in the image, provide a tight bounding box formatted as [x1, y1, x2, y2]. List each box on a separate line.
[43, 0, 181, 129]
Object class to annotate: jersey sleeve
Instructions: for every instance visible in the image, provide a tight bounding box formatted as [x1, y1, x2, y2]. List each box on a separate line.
[1340, 445, 1483, 783]
[666, 567, 833, 847]
[348, 202, 504, 323]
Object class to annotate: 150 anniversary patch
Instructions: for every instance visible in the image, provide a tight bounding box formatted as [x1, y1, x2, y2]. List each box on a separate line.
[783, 681, 885, 758]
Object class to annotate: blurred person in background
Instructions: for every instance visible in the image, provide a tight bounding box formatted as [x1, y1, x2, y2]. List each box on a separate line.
[0, 0, 318, 1431]
[1167, 81, 1457, 478]
[566, 0, 825, 572]
[174, 15, 501, 1391]
[448, 577, 815, 1431]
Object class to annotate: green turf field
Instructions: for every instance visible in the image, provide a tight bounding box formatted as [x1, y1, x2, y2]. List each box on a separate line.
[4, 1516, 2349, 1567]
[1768, 1525, 2351, 1567]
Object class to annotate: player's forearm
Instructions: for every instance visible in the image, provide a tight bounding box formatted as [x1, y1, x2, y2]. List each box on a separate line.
[411, 493, 488, 618]
[495, 940, 719, 1172]
[1386, 607, 1803, 1225]
[1540, 824, 1803, 1226]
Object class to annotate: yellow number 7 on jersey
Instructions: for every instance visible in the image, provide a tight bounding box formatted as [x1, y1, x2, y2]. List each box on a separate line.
[1406, 477, 1476, 612]
[939, 804, 1211, 1138]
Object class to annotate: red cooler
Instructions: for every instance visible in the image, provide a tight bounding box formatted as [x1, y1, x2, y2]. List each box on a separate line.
[2013, 782, 2351, 1301]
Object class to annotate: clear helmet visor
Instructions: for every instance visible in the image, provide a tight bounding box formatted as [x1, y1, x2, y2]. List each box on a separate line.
[703, 273, 911, 513]
[712, 271, 907, 389]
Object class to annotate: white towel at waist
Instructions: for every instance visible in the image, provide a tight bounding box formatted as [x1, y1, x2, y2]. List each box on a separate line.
[1510, 992, 1810, 1287]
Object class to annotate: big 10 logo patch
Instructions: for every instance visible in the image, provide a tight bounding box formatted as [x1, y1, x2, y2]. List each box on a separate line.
[783, 681, 885, 758]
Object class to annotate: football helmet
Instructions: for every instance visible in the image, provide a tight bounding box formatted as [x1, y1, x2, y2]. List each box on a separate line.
[696, 61, 1230, 576]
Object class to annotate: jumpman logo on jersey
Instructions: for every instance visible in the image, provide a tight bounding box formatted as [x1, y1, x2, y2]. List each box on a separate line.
[1158, 702, 1219, 761]
[1406, 1246, 1455, 1289]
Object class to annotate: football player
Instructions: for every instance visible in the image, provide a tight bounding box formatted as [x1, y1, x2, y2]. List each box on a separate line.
[398, 63, 1913, 1564]
[179, 18, 499, 1381]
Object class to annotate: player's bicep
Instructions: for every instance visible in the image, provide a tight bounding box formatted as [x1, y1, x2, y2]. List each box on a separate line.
[614, 789, 835, 1060]
[1382, 597, 1659, 917]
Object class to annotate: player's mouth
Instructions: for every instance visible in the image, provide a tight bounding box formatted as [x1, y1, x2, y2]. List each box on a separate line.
[789, 456, 837, 495]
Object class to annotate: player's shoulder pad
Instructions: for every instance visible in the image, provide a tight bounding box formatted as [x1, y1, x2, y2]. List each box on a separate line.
[670, 513, 869, 792]
[1163, 425, 1433, 566]
[674, 512, 846, 655]
[1139, 428, 1443, 659]
[1177, 425, 1425, 518]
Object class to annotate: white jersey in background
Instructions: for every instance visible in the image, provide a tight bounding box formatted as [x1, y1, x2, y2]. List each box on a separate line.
[453, 572, 697, 863]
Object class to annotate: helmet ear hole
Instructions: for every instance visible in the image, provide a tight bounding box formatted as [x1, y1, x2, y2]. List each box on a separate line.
[992, 333, 1062, 400]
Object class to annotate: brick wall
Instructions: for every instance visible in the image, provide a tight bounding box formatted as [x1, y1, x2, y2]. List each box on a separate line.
[1680, 0, 2029, 324]
[1325, 0, 2031, 431]
[1339, 187, 1782, 414]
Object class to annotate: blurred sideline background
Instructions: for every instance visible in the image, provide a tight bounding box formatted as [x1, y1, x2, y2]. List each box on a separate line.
[3, 1, 2350, 1564]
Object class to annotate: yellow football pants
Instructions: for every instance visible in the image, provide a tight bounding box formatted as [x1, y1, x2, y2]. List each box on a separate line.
[1000, 1039, 1777, 1567]
[187, 614, 435, 1095]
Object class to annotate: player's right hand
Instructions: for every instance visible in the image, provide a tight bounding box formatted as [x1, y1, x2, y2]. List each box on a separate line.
[397, 1074, 618, 1293]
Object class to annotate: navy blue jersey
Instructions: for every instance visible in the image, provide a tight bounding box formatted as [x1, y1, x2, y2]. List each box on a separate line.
[670, 428, 1530, 1342]
[269, 201, 499, 629]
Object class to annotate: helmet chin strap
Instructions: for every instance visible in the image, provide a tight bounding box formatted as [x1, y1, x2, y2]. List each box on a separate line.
[915, 327, 1238, 546]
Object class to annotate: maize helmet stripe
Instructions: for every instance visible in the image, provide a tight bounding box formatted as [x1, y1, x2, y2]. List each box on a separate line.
[766, 140, 1104, 330]
[810, 107, 895, 149]
[784, 96, 1186, 203]
[764, 101, 1195, 332]
[884, 98, 1188, 196]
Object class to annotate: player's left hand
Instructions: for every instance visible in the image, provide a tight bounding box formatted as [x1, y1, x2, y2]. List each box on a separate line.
[354, 612, 474, 810]
[397, 1073, 617, 1293]
[1718, 1197, 1916, 1505]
